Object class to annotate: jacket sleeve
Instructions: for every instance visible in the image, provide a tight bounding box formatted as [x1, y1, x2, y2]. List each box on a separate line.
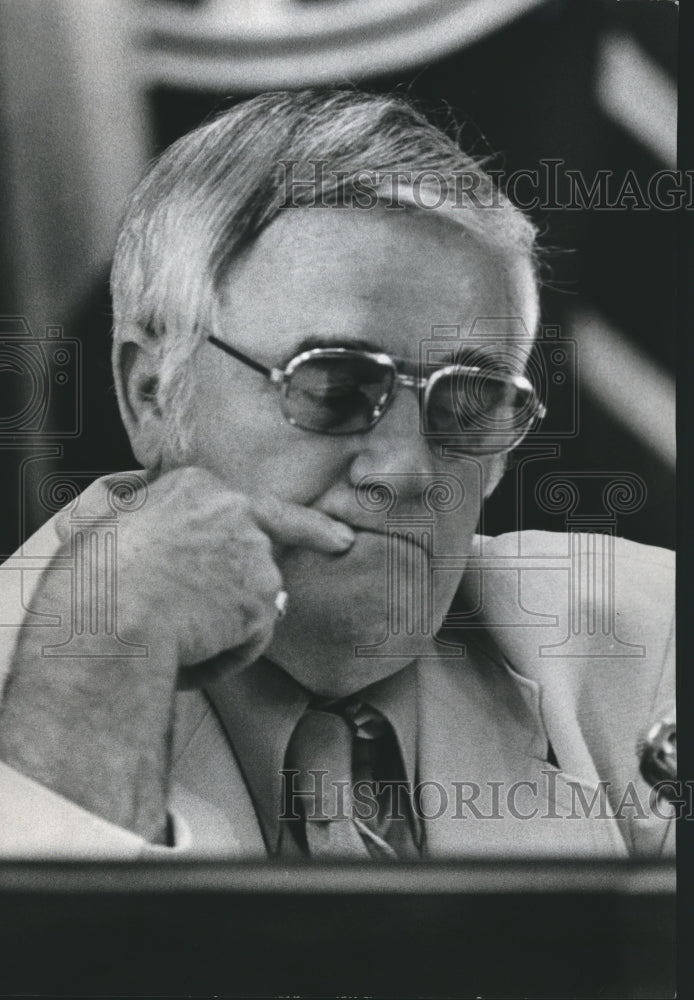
[0, 482, 236, 858]
[0, 758, 243, 858]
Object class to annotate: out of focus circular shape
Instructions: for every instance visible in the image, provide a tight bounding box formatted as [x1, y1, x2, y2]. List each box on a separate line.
[140, 0, 545, 90]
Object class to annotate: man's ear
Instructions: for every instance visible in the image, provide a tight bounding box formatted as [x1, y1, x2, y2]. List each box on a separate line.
[112, 336, 166, 470]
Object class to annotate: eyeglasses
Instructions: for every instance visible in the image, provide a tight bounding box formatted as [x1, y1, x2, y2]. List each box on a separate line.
[207, 335, 546, 456]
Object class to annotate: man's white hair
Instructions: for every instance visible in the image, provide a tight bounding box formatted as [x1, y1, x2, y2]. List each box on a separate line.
[111, 89, 539, 456]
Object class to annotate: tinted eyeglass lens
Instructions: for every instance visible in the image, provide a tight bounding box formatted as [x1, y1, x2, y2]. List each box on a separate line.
[425, 370, 537, 452]
[283, 355, 395, 433]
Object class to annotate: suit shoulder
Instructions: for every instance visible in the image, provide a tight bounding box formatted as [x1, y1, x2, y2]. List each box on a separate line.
[480, 529, 673, 570]
[468, 530, 673, 647]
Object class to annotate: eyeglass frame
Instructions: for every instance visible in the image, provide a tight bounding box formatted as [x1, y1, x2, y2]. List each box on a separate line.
[206, 333, 547, 453]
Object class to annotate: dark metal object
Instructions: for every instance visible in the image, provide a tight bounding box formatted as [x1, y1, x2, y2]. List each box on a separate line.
[638, 711, 676, 794]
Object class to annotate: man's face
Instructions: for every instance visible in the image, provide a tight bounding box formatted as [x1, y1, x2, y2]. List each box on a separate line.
[183, 206, 530, 695]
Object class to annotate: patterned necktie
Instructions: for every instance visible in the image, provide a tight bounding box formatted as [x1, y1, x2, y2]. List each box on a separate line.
[284, 703, 400, 860]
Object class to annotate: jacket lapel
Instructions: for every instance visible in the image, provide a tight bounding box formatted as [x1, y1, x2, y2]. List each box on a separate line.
[416, 650, 628, 858]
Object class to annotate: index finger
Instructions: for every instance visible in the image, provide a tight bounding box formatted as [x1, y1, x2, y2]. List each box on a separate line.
[248, 493, 356, 554]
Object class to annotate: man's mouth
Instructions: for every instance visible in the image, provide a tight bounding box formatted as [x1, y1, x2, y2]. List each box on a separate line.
[316, 507, 389, 537]
[313, 503, 435, 556]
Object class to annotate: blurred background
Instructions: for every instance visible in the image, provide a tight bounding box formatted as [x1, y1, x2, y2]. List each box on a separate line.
[0, 0, 677, 558]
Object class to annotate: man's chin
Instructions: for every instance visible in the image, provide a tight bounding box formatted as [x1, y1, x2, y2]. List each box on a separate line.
[277, 526, 431, 601]
[270, 535, 461, 693]
[277, 535, 389, 616]
[269, 643, 420, 699]
[269, 585, 437, 699]
[277, 536, 455, 635]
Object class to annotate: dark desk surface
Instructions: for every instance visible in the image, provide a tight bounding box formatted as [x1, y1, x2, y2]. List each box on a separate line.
[0, 859, 676, 999]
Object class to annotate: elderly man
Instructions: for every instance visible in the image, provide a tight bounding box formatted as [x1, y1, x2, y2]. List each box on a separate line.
[0, 91, 674, 860]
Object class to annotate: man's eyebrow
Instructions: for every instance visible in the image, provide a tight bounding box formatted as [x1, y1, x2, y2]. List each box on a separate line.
[278, 335, 385, 367]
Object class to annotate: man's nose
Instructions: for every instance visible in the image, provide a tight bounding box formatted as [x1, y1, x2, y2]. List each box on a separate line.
[348, 384, 434, 489]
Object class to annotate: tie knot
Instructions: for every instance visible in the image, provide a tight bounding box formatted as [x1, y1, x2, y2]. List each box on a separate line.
[340, 700, 390, 741]
[310, 697, 389, 741]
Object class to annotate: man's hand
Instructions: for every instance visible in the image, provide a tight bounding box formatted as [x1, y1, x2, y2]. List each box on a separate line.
[0, 467, 354, 842]
[76, 466, 355, 676]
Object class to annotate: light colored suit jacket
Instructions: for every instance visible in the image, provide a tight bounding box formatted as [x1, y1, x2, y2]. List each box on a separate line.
[0, 479, 675, 860]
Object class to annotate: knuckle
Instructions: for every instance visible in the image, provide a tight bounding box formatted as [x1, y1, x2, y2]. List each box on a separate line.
[226, 492, 253, 520]
[171, 465, 199, 490]
[174, 465, 223, 498]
